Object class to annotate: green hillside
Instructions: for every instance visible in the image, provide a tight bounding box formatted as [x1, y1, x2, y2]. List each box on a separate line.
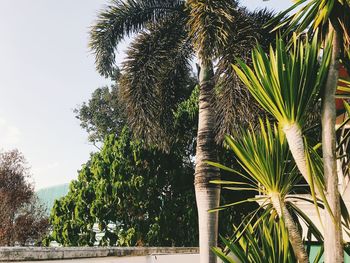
[36, 183, 70, 215]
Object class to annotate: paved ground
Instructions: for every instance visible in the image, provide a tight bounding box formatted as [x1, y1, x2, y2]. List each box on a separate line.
[13, 257, 146, 263]
[12, 254, 199, 263]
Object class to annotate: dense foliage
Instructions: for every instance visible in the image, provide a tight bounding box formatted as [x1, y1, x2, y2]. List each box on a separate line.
[0, 150, 49, 246]
[47, 128, 198, 246]
[89, 0, 279, 148]
[74, 70, 125, 145]
[213, 217, 298, 263]
[49, 83, 256, 247]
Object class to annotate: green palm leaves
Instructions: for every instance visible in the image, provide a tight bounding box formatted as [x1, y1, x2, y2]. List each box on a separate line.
[233, 34, 330, 128]
[233, 34, 331, 187]
[270, 0, 350, 54]
[210, 121, 312, 262]
[221, 36, 334, 261]
[89, 0, 186, 77]
[273, 0, 338, 31]
[187, 0, 236, 61]
[224, 120, 299, 198]
[213, 218, 296, 263]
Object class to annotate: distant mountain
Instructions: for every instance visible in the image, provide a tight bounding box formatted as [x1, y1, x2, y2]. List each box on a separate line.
[36, 183, 70, 215]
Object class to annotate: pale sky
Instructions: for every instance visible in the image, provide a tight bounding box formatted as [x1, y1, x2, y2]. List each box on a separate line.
[0, 0, 291, 190]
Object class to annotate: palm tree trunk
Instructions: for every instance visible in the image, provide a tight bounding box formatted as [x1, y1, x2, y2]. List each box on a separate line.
[270, 193, 308, 263]
[322, 22, 344, 263]
[283, 123, 310, 185]
[195, 59, 220, 263]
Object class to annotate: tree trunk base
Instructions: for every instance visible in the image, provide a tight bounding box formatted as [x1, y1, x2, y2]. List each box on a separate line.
[195, 187, 220, 263]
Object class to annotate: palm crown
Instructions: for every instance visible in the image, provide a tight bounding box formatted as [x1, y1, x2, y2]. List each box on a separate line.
[89, 0, 277, 147]
[233, 34, 331, 190]
[89, 2, 280, 262]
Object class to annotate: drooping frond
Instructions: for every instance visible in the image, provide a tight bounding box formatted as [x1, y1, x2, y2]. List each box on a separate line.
[249, 9, 281, 52]
[89, 0, 186, 77]
[270, 0, 350, 54]
[233, 33, 332, 192]
[119, 15, 195, 150]
[187, 0, 238, 62]
[214, 8, 277, 143]
[214, 73, 270, 144]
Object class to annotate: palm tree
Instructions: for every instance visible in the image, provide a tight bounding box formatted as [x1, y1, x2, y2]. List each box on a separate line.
[233, 34, 331, 192]
[270, 1, 350, 261]
[209, 120, 323, 262]
[227, 121, 309, 262]
[213, 217, 298, 263]
[89, 1, 276, 262]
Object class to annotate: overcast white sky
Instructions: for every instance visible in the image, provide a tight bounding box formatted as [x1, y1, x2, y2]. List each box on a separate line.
[0, 0, 292, 190]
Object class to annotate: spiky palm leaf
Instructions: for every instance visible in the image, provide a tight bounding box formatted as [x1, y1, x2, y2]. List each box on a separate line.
[210, 121, 301, 201]
[214, 9, 278, 143]
[269, 2, 350, 261]
[187, 0, 238, 62]
[270, 0, 350, 55]
[209, 120, 322, 262]
[213, 217, 297, 263]
[233, 34, 331, 188]
[118, 15, 195, 149]
[89, 0, 186, 77]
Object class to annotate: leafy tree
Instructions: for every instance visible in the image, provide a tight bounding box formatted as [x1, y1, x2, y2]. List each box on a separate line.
[269, 1, 350, 261]
[0, 150, 49, 246]
[213, 217, 298, 263]
[234, 33, 331, 197]
[74, 70, 125, 146]
[48, 128, 198, 246]
[72, 84, 257, 246]
[89, 1, 277, 261]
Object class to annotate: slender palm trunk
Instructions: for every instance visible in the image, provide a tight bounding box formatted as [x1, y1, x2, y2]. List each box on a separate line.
[270, 193, 308, 263]
[283, 123, 310, 185]
[195, 59, 220, 263]
[323, 23, 344, 263]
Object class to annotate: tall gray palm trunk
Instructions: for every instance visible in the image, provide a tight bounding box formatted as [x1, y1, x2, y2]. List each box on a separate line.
[323, 23, 344, 263]
[195, 59, 220, 263]
[270, 193, 309, 263]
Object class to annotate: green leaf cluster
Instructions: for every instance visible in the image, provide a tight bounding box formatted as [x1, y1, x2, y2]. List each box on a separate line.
[233, 33, 331, 128]
[213, 217, 297, 263]
[270, 0, 350, 55]
[210, 121, 325, 262]
[47, 127, 198, 247]
[74, 83, 125, 145]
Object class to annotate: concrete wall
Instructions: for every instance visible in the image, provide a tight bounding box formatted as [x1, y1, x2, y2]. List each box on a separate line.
[0, 247, 199, 262]
[291, 194, 350, 242]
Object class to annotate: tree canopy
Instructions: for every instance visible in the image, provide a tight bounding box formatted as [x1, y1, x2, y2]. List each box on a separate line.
[0, 150, 49, 246]
[51, 84, 255, 247]
[48, 128, 198, 246]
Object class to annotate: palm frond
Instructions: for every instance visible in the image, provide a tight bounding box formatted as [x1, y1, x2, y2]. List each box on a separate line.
[224, 120, 301, 197]
[118, 15, 194, 150]
[233, 33, 331, 128]
[269, 0, 350, 54]
[213, 217, 296, 263]
[211, 119, 322, 261]
[214, 8, 277, 143]
[187, 0, 239, 62]
[89, 0, 186, 77]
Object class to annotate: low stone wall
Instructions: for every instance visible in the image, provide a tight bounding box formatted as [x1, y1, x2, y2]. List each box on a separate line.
[0, 247, 199, 262]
